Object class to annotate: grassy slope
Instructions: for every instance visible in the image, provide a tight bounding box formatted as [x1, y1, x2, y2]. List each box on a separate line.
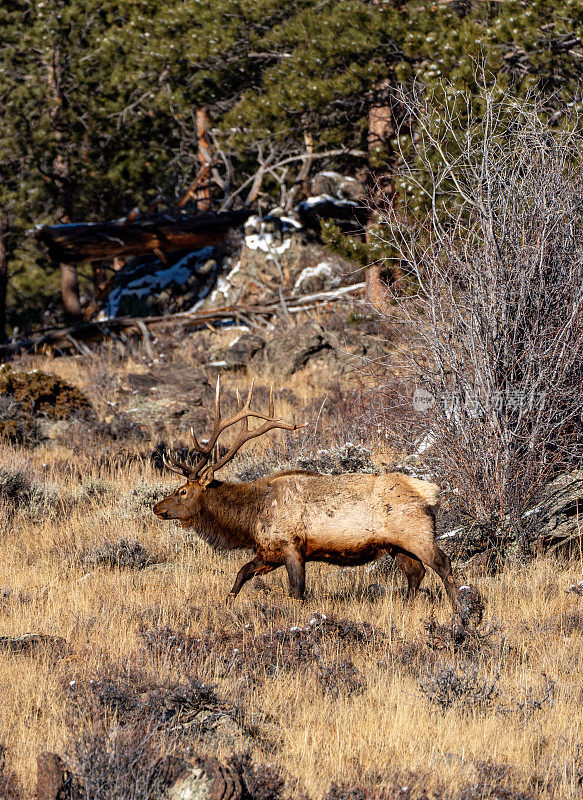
[0, 335, 581, 798]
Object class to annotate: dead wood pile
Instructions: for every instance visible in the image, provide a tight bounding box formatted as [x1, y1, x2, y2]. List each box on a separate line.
[0, 284, 365, 358]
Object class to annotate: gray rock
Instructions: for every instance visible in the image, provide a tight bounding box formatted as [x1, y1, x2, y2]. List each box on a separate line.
[165, 757, 243, 800]
[257, 323, 330, 380]
[166, 768, 212, 800]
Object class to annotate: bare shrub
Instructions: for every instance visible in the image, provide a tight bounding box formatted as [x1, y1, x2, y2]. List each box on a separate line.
[375, 78, 583, 547]
[78, 538, 153, 570]
[419, 661, 500, 712]
[69, 720, 183, 800]
[0, 465, 72, 521]
[141, 612, 379, 690]
[316, 660, 366, 698]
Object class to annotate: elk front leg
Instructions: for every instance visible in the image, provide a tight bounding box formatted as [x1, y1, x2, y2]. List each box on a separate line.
[284, 550, 305, 600]
[227, 557, 276, 601]
[405, 541, 458, 608]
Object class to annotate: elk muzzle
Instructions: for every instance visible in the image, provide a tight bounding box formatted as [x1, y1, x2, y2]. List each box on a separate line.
[153, 498, 174, 519]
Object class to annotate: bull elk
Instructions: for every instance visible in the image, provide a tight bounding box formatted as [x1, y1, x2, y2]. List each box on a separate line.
[153, 379, 458, 607]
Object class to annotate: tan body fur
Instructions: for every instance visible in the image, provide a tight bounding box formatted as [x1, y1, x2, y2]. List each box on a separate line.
[154, 469, 458, 606]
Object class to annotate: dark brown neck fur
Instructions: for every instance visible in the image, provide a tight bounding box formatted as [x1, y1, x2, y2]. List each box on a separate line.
[187, 480, 267, 550]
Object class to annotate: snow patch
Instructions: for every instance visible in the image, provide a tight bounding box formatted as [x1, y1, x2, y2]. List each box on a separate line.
[414, 433, 435, 454]
[204, 259, 241, 307]
[279, 215, 302, 229]
[245, 231, 291, 254]
[298, 193, 358, 209]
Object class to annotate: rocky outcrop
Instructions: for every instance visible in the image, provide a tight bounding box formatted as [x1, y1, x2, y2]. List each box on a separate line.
[533, 470, 583, 554]
[206, 313, 384, 384]
[438, 470, 583, 567]
[201, 213, 364, 311]
[258, 323, 331, 380]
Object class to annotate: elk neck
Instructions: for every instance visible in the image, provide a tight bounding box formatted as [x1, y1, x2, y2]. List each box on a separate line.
[192, 479, 266, 550]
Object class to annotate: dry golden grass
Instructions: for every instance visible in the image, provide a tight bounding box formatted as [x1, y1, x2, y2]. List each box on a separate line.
[0, 436, 582, 799]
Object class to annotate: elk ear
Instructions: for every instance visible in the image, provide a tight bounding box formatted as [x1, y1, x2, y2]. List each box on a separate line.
[198, 464, 215, 489]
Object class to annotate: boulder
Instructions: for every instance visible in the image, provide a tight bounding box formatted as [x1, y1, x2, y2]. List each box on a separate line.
[165, 757, 243, 800]
[36, 753, 79, 800]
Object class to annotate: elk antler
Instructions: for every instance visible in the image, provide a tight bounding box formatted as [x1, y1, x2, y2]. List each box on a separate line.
[161, 377, 303, 480]
[161, 451, 195, 478]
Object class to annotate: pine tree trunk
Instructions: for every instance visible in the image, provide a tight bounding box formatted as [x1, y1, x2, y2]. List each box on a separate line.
[60, 263, 81, 319]
[54, 154, 81, 321]
[0, 210, 8, 342]
[368, 77, 394, 199]
[196, 107, 212, 212]
[45, 44, 82, 322]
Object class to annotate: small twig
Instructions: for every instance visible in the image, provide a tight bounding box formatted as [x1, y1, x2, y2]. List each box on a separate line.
[135, 320, 154, 360]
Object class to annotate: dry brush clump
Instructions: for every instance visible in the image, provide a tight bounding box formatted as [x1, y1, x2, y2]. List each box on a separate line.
[140, 610, 375, 702]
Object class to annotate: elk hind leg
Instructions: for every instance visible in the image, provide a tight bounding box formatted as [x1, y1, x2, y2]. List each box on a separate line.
[283, 550, 305, 600]
[394, 551, 426, 600]
[228, 557, 276, 600]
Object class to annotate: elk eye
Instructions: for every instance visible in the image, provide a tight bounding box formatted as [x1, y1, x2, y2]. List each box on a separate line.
[179, 488, 188, 497]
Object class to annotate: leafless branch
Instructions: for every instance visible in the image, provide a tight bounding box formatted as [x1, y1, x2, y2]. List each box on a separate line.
[372, 76, 583, 539]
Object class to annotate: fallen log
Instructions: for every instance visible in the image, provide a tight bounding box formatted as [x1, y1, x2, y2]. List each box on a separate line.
[34, 209, 253, 264]
[0, 283, 366, 358]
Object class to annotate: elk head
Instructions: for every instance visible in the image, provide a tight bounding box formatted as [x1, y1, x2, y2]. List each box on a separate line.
[153, 377, 302, 523]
